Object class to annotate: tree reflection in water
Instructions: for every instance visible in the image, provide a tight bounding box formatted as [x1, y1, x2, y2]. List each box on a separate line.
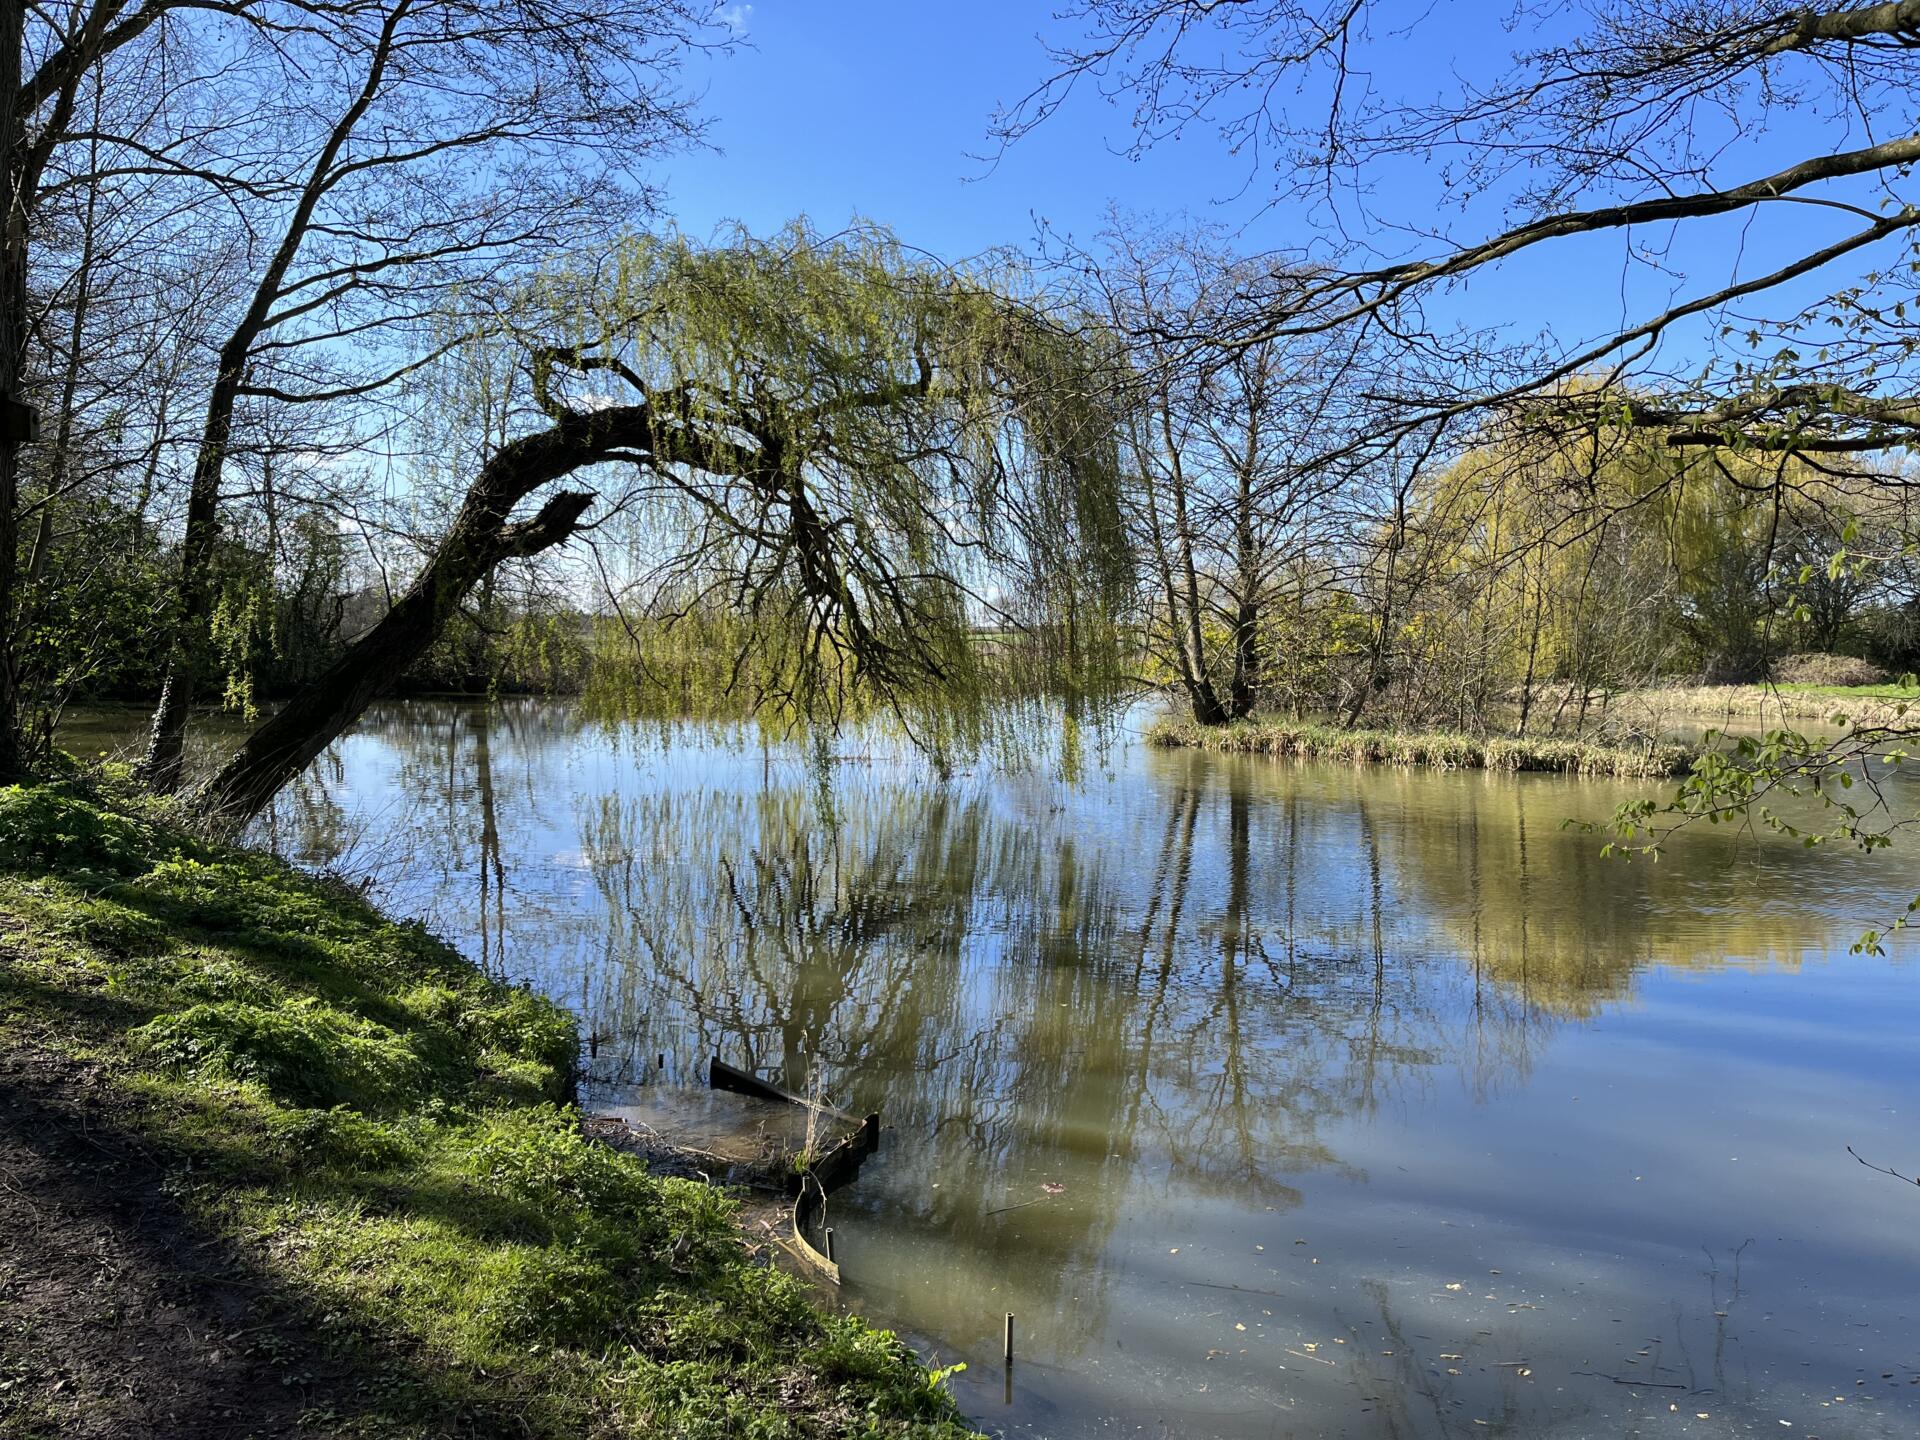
[189, 697, 1918, 1440]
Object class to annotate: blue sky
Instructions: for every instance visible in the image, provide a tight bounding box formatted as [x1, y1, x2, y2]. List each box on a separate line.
[660, 5, 1232, 259]
[655, 3, 1897, 377]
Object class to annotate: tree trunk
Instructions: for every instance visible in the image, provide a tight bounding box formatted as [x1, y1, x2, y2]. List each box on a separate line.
[1345, 489, 1406, 729]
[1131, 411, 1227, 725]
[1226, 456, 1259, 720]
[138, 362, 243, 792]
[1515, 543, 1547, 736]
[1159, 405, 1229, 725]
[192, 381, 695, 825]
[0, 1, 26, 779]
[197, 484, 593, 826]
[141, 1, 410, 793]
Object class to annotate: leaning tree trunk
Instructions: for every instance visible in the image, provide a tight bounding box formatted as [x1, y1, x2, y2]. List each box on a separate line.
[194, 321, 956, 826]
[142, 5, 409, 793]
[192, 395, 659, 825]
[198, 490, 593, 826]
[138, 368, 241, 793]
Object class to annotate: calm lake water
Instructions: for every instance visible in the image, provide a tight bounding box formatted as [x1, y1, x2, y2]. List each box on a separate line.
[65, 700, 1920, 1437]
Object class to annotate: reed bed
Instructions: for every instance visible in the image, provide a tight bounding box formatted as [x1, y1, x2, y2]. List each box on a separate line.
[1146, 717, 1697, 778]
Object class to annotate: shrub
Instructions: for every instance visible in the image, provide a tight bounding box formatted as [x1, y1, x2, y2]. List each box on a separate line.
[1770, 652, 1890, 687]
[402, 984, 577, 1096]
[467, 1104, 661, 1221]
[167, 954, 279, 1005]
[464, 1108, 744, 1276]
[48, 899, 170, 957]
[264, 1105, 421, 1169]
[128, 857, 350, 940]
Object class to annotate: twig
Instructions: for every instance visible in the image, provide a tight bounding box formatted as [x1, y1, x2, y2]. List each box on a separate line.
[1573, 1371, 1689, 1389]
[1848, 1145, 1919, 1186]
[983, 1197, 1046, 1217]
[1185, 1279, 1288, 1298]
[0, 1174, 42, 1212]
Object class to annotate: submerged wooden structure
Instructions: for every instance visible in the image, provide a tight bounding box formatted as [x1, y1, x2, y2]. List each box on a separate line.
[584, 1054, 883, 1284]
[705, 1055, 881, 1285]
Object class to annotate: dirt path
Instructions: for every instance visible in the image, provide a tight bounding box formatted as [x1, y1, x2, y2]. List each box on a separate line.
[0, 1051, 364, 1439]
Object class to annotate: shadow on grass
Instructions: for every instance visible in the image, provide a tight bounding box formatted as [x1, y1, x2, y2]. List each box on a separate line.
[0, 960, 161, 1036]
[0, 1059, 543, 1440]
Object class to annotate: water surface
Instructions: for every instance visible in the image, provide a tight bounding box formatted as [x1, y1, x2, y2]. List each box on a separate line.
[67, 701, 1920, 1437]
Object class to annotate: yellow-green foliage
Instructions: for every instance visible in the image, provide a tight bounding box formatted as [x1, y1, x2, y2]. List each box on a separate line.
[1147, 716, 1697, 778]
[1401, 427, 1685, 706]
[0, 779, 975, 1438]
[0, 783, 158, 874]
[517, 220, 1134, 747]
[1395, 416, 1886, 706]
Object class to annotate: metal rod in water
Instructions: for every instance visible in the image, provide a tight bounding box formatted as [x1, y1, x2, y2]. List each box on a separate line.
[1003, 1312, 1014, 1364]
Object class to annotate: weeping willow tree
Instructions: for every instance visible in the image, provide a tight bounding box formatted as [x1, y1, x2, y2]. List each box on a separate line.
[571, 224, 1135, 760]
[193, 222, 1135, 823]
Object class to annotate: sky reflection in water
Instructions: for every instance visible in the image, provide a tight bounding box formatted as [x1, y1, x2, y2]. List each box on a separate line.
[69, 699, 1920, 1437]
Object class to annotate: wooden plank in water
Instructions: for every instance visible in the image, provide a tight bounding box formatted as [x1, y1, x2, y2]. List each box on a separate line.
[708, 1055, 863, 1126]
[803, 1114, 882, 1192]
[791, 1175, 841, 1285]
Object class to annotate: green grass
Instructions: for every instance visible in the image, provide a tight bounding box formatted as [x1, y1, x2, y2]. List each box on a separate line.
[0, 775, 975, 1438]
[1146, 716, 1697, 778]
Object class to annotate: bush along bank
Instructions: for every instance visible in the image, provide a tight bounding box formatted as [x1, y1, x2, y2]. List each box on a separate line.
[0, 776, 975, 1439]
[1146, 717, 1698, 779]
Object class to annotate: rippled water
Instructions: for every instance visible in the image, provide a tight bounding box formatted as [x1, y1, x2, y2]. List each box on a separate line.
[65, 700, 1920, 1437]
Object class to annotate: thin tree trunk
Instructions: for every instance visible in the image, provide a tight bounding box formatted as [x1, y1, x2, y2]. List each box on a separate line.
[1345, 488, 1406, 729]
[0, 0, 26, 778]
[137, 360, 243, 792]
[1515, 542, 1547, 736]
[1159, 401, 1228, 724]
[1131, 406, 1226, 724]
[142, 0, 411, 792]
[1226, 403, 1262, 720]
[14, 120, 99, 762]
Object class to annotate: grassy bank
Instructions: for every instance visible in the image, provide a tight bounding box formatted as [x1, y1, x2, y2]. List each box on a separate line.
[0, 775, 973, 1438]
[1146, 717, 1697, 778]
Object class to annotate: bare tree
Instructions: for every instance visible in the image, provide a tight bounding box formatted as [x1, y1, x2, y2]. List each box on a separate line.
[1081, 220, 1376, 723]
[2, 0, 304, 773]
[130, 0, 718, 790]
[1006, 1, 1920, 863]
[0, 0, 28, 777]
[999, 2, 1920, 457]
